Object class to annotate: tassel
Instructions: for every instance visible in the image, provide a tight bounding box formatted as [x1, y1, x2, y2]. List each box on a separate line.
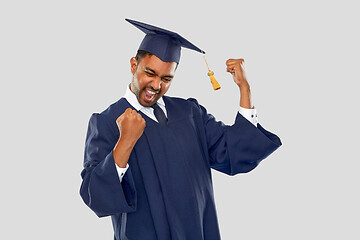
[202, 51, 221, 91]
[208, 70, 221, 90]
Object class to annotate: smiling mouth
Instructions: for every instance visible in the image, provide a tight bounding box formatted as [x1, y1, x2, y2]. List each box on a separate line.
[143, 88, 159, 102]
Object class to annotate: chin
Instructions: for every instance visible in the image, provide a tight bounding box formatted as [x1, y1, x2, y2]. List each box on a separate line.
[138, 98, 154, 107]
[140, 102, 152, 107]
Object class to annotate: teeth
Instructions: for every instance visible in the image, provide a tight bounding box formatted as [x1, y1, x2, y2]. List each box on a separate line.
[146, 89, 156, 95]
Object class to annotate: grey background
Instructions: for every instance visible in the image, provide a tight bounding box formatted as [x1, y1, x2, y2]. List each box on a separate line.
[1, 0, 359, 239]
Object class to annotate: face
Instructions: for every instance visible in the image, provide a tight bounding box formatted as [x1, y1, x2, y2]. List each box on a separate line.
[130, 54, 177, 107]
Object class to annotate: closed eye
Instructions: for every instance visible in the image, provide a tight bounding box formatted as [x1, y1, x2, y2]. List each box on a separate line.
[145, 71, 155, 77]
[161, 78, 172, 82]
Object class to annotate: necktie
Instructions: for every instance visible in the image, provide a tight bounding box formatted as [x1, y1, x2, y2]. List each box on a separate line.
[151, 104, 167, 125]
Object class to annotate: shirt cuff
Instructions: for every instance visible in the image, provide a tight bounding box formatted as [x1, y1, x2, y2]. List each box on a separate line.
[238, 106, 258, 127]
[115, 163, 129, 183]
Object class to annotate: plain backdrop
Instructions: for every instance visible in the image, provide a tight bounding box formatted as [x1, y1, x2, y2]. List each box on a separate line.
[1, 0, 359, 239]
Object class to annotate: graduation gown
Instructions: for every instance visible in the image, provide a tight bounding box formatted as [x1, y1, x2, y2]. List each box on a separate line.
[80, 96, 282, 240]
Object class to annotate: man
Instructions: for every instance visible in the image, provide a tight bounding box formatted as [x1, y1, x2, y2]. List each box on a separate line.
[80, 19, 281, 240]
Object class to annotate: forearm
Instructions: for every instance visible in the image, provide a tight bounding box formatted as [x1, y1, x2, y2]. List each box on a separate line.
[113, 138, 135, 168]
[239, 83, 253, 109]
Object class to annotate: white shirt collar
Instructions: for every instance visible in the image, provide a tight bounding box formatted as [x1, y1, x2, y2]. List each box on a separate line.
[123, 84, 166, 110]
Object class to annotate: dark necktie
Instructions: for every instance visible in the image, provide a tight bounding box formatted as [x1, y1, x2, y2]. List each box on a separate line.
[151, 104, 167, 125]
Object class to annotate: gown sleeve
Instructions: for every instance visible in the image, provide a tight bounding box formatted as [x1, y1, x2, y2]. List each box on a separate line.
[80, 113, 137, 218]
[189, 98, 282, 175]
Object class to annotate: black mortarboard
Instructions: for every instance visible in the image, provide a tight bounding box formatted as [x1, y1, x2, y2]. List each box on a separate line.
[126, 18, 221, 90]
[126, 18, 204, 64]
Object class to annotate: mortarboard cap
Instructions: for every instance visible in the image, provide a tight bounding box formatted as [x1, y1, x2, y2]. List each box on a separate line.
[125, 18, 205, 64]
[125, 18, 221, 90]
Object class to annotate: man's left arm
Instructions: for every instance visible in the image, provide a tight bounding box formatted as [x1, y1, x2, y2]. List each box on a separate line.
[226, 58, 258, 126]
[195, 58, 282, 175]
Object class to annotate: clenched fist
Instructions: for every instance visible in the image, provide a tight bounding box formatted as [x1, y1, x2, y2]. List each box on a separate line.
[226, 58, 252, 109]
[116, 108, 146, 146]
[226, 58, 249, 89]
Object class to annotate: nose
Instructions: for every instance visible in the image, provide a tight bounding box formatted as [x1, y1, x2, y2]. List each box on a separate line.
[150, 77, 161, 91]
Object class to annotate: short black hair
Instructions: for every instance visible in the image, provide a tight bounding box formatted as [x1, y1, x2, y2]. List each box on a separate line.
[135, 50, 153, 62]
[134, 50, 179, 69]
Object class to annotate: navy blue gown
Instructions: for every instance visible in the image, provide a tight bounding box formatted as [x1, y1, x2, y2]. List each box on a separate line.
[80, 96, 282, 240]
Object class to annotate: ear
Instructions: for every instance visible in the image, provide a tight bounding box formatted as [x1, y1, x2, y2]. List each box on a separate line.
[130, 57, 137, 75]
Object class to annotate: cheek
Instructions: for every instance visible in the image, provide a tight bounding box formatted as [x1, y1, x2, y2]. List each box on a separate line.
[135, 74, 148, 88]
[161, 82, 171, 92]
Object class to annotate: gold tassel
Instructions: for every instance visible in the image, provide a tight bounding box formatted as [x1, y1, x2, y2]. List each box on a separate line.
[202, 51, 221, 90]
[208, 71, 221, 90]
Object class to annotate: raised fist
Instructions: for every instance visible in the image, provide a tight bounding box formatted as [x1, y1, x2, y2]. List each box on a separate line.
[226, 58, 248, 88]
[116, 108, 146, 146]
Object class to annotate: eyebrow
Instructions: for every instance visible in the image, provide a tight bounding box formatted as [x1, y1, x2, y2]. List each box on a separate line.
[144, 67, 174, 79]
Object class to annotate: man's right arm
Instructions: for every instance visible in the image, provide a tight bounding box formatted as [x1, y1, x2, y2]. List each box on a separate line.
[113, 108, 146, 182]
[80, 112, 139, 217]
